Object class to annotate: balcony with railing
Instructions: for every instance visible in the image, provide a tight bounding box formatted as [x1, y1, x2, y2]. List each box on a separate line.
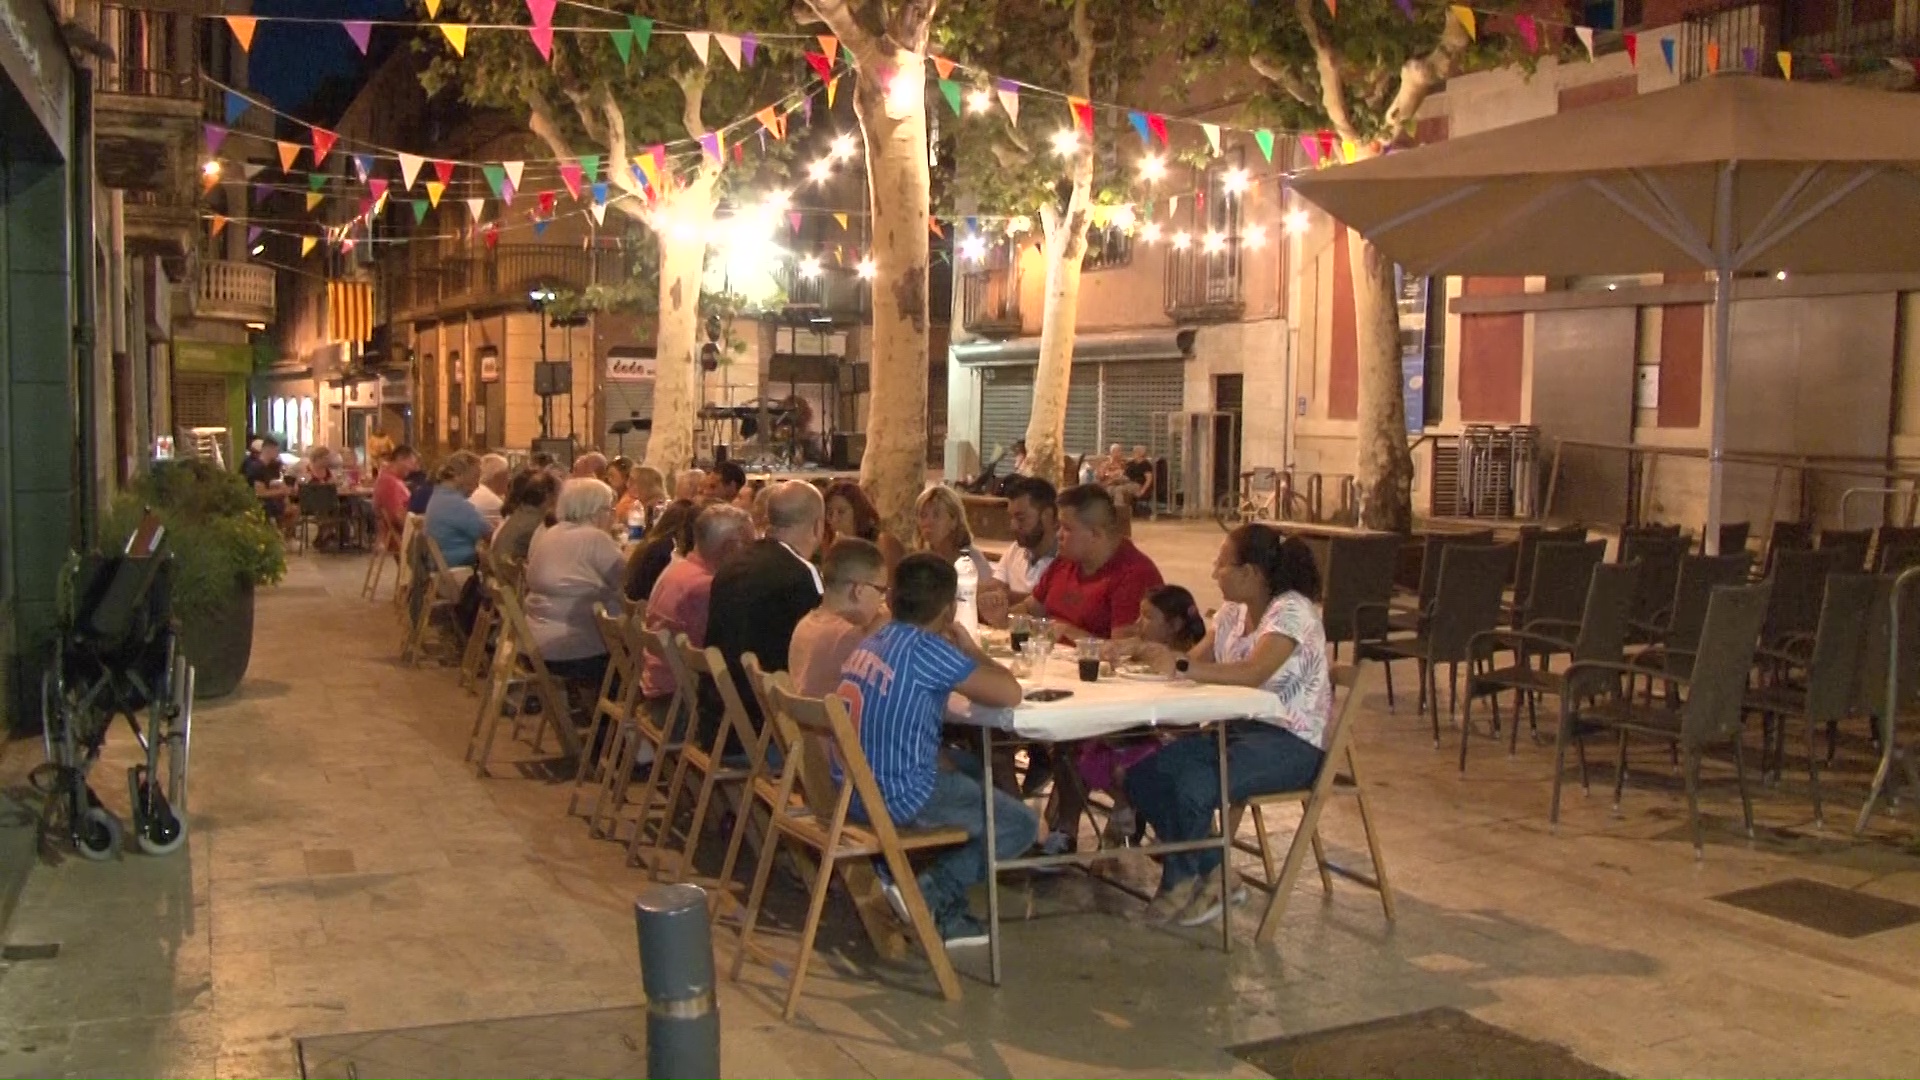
[196, 259, 276, 324]
[959, 239, 1024, 337]
[1783, 0, 1920, 57]
[385, 245, 630, 321]
[778, 262, 872, 322]
[1676, 0, 1920, 81]
[94, 5, 202, 194]
[1164, 238, 1244, 321]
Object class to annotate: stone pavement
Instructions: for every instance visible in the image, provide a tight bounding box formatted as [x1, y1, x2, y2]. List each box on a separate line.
[2, 522, 1920, 1078]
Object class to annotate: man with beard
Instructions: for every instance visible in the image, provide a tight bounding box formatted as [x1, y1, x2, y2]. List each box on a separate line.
[993, 477, 1057, 604]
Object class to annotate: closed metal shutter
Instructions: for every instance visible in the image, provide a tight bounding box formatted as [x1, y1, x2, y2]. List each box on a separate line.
[978, 365, 1033, 463]
[604, 378, 655, 460]
[1064, 365, 1100, 457]
[173, 374, 228, 432]
[1101, 362, 1184, 452]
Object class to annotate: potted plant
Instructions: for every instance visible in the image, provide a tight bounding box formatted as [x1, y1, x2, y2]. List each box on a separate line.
[103, 459, 287, 699]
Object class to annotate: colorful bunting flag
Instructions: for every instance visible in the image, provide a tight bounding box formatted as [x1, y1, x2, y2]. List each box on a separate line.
[634, 151, 660, 192]
[805, 52, 833, 81]
[929, 216, 944, 238]
[434, 160, 455, 185]
[817, 35, 837, 60]
[1515, 15, 1537, 51]
[343, 21, 371, 54]
[368, 178, 389, 202]
[482, 164, 506, 198]
[589, 203, 607, 225]
[1202, 123, 1222, 156]
[501, 180, 516, 205]
[353, 154, 372, 183]
[425, 0, 441, 17]
[277, 140, 301, 171]
[826, 76, 839, 109]
[1322, 0, 1336, 16]
[529, 25, 553, 61]
[1147, 113, 1169, 146]
[933, 55, 956, 80]
[1705, 42, 1720, 71]
[307, 192, 324, 211]
[224, 90, 248, 125]
[301, 236, 318, 257]
[995, 79, 1019, 126]
[591, 181, 608, 205]
[788, 211, 802, 232]
[559, 161, 583, 199]
[411, 199, 428, 224]
[247, 226, 263, 246]
[1128, 111, 1151, 145]
[503, 161, 524, 190]
[1254, 128, 1275, 162]
[630, 16, 653, 53]
[686, 31, 710, 65]
[526, 0, 556, 25]
[425, 181, 445, 207]
[466, 197, 486, 222]
[1741, 46, 1757, 71]
[716, 33, 742, 69]
[611, 26, 634, 63]
[1575, 26, 1595, 61]
[252, 182, 270, 204]
[533, 219, 548, 237]
[1300, 134, 1322, 167]
[308, 173, 326, 192]
[311, 127, 338, 166]
[440, 24, 467, 56]
[210, 214, 227, 237]
[1624, 33, 1639, 65]
[1778, 51, 1793, 79]
[1660, 37, 1676, 73]
[649, 144, 667, 181]
[742, 33, 758, 65]
[755, 106, 786, 138]
[698, 131, 722, 162]
[204, 123, 227, 156]
[938, 79, 962, 116]
[484, 225, 499, 249]
[1451, 4, 1475, 41]
[1821, 53, 1842, 77]
[833, 212, 849, 231]
[226, 16, 257, 51]
[537, 190, 556, 216]
[1067, 96, 1093, 134]
[398, 152, 425, 189]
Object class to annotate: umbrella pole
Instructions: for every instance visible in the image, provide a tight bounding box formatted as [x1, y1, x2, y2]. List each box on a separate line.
[1706, 266, 1733, 557]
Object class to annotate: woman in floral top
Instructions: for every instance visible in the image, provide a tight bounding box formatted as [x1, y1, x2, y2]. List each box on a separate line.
[1126, 525, 1332, 927]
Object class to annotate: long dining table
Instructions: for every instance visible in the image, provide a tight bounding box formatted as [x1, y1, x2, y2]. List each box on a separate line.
[948, 656, 1283, 985]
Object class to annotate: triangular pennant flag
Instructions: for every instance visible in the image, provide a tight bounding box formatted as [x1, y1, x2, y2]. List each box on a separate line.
[1068, 97, 1093, 134]
[995, 79, 1019, 126]
[1254, 129, 1275, 162]
[699, 132, 722, 162]
[611, 28, 634, 63]
[503, 161, 524, 190]
[1778, 51, 1793, 79]
[833, 212, 849, 231]
[1128, 111, 1151, 145]
[591, 181, 608, 205]
[1202, 123, 1222, 156]
[805, 52, 834, 81]
[1821, 52, 1842, 78]
[933, 55, 956, 80]
[301, 236, 318, 257]
[425, 181, 446, 208]
[242, 163, 263, 180]
[841, 44, 854, 66]
[742, 33, 758, 65]
[576, 154, 600, 184]
[938, 79, 962, 116]
[733, 141, 745, 163]
[1741, 46, 1757, 71]
[1575, 26, 1595, 61]
[434, 160, 455, 185]
[277, 140, 301, 171]
[928, 215, 944, 238]
[425, 0, 441, 16]
[788, 211, 802, 232]
[1660, 37, 1676, 73]
[685, 31, 710, 65]
[252, 182, 270, 204]
[533, 219, 548, 237]
[398, 152, 425, 189]
[466, 197, 486, 222]
[247, 225, 263, 246]
[559, 161, 583, 199]
[589, 202, 607, 225]
[716, 33, 742, 69]
[203, 123, 227, 157]
[1624, 33, 1639, 65]
[1515, 15, 1537, 51]
[826, 76, 840, 109]
[1147, 113, 1169, 146]
[649, 144, 667, 181]
[440, 24, 467, 56]
[368, 178, 389, 202]
[352, 154, 372, 183]
[634, 152, 659, 192]
[501, 180, 516, 206]
[482, 164, 506, 198]
[629, 16, 652, 52]
[311, 127, 337, 166]
[817, 35, 837, 60]
[225, 15, 257, 51]
[411, 199, 428, 224]
[1317, 130, 1336, 161]
[755, 106, 786, 138]
[210, 214, 228, 237]
[526, 0, 556, 25]
[343, 21, 371, 54]
[224, 90, 248, 125]
[1322, 0, 1335, 14]
[308, 173, 326, 192]
[529, 26, 553, 61]
[1705, 41, 1720, 71]
[1450, 4, 1476, 40]
[484, 225, 500, 250]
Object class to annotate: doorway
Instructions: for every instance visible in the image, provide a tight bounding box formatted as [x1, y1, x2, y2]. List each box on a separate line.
[1213, 374, 1244, 509]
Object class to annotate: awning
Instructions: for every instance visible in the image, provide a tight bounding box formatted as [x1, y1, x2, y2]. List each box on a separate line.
[950, 329, 1196, 366]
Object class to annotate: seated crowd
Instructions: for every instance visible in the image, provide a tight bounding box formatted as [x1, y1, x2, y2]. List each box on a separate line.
[385, 448, 1335, 946]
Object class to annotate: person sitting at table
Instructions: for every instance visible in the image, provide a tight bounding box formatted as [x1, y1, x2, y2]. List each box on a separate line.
[824, 481, 905, 575]
[983, 483, 1162, 642]
[624, 499, 698, 605]
[242, 436, 295, 532]
[607, 456, 633, 497]
[492, 468, 558, 565]
[703, 461, 747, 506]
[1126, 526, 1332, 927]
[301, 445, 338, 486]
[834, 553, 1031, 947]
[373, 445, 419, 554]
[702, 482, 825, 739]
[423, 451, 488, 570]
[790, 538, 889, 697]
[470, 453, 510, 530]
[523, 478, 627, 688]
[672, 468, 706, 504]
[366, 426, 396, 467]
[639, 504, 751, 727]
[994, 477, 1058, 604]
[571, 452, 609, 481]
[615, 465, 667, 531]
[915, 484, 994, 586]
[406, 455, 438, 515]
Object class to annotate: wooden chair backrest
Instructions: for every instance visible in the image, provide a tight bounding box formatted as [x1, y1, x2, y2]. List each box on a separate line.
[769, 682, 907, 848]
[676, 638, 759, 770]
[592, 603, 635, 711]
[492, 583, 558, 683]
[1311, 663, 1368, 795]
[637, 627, 690, 736]
[423, 530, 457, 579]
[740, 656, 793, 767]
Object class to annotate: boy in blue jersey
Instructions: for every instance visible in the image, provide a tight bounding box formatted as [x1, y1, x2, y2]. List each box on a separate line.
[836, 553, 1034, 947]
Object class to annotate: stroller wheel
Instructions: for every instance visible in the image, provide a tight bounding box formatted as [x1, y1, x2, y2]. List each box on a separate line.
[76, 805, 122, 861]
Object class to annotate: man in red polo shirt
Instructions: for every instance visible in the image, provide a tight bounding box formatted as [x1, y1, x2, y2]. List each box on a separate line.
[986, 483, 1163, 641]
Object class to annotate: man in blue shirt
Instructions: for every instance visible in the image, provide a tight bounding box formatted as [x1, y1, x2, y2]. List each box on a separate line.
[423, 450, 488, 568]
[836, 553, 1031, 947]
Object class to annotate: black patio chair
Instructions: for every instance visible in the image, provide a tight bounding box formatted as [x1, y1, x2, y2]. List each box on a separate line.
[1759, 520, 1814, 579]
[1873, 526, 1920, 572]
[1742, 573, 1876, 828]
[1707, 521, 1751, 556]
[1630, 553, 1754, 686]
[1462, 561, 1639, 772]
[1321, 533, 1402, 662]
[296, 482, 343, 554]
[1619, 533, 1688, 643]
[1511, 523, 1589, 597]
[1761, 549, 1842, 648]
[1552, 580, 1772, 856]
[1817, 528, 1871, 572]
[1508, 539, 1605, 634]
[1388, 529, 1494, 634]
[1360, 543, 1513, 746]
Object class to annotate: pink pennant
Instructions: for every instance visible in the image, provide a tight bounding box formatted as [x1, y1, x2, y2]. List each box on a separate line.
[788, 211, 802, 232]
[559, 161, 583, 199]
[1299, 135, 1322, 167]
[526, 0, 556, 25]
[1514, 14, 1538, 52]
[368, 178, 389, 201]
[342, 21, 371, 54]
[529, 25, 553, 60]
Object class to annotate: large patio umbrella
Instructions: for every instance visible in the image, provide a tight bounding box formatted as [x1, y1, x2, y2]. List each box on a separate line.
[1290, 72, 1920, 551]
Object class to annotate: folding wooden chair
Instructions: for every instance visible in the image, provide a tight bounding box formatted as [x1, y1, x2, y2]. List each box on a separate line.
[458, 540, 501, 692]
[1232, 663, 1396, 944]
[568, 604, 645, 820]
[732, 682, 967, 1020]
[466, 581, 579, 776]
[391, 513, 423, 614]
[606, 628, 698, 858]
[362, 506, 406, 600]
[647, 640, 763, 885]
[400, 531, 463, 665]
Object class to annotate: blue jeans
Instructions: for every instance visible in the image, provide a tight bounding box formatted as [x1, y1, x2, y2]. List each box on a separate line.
[1125, 721, 1325, 886]
[902, 750, 1039, 923]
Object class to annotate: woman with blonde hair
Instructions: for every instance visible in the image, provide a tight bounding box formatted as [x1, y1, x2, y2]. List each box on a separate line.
[915, 484, 993, 584]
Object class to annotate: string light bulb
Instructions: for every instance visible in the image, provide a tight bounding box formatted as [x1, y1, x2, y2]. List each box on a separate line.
[1203, 230, 1226, 253]
[1137, 155, 1166, 182]
[1222, 167, 1251, 195]
[959, 235, 987, 262]
[1170, 230, 1191, 250]
[762, 188, 792, 211]
[886, 67, 922, 112]
[1281, 208, 1311, 235]
[1243, 224, 1268, 250]
[1139, 221, 1162, 244]
[966, 87, 993, 113]
[799, 256, 822, 279]
[829, 133, 858, 162]
[1007, 215, 1032, 236]
[806, 158, 833, 184]
[202, 160, 221, 179]
[855, 256, 877, 279]
[1050, 129, 1080, 157]
[1111, 205, 1137, 230]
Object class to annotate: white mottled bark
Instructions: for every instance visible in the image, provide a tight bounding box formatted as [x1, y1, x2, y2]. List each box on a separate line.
[1348, 226, 1413, 530]
[643, 174, 717, 476]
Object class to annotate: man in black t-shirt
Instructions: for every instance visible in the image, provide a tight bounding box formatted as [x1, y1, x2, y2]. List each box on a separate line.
[242, 437, 293, 527]
[1121, 446, 1155, 503]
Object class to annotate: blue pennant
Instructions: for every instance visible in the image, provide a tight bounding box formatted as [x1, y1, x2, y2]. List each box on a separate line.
[224, 90, 249, 126]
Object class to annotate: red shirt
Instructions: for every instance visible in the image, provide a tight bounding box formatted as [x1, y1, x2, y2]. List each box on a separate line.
[1032, 539, 1164, 640]
[373, 470, 411, 532]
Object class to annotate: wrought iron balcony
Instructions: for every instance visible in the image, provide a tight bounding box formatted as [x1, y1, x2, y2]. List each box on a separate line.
[94, 5, 201, 193]
[1164, 239, 1244, 322]
[779, 262, 871, 323]
[385, 244, 629, 321]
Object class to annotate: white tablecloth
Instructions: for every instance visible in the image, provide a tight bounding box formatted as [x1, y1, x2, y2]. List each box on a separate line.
[949, 675, 1282, 742]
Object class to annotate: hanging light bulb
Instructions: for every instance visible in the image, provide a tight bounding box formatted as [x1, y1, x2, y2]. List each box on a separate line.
[806, 158, 834, 185]
[855, 256, 877, 279]
[1281, 208, 1311, 235]
[1111, 204, 1137, 230]
[966, 87, 993, 114]
[830, 133, 858, 162]
[1050, 129, 1080, 157]
[886, 67, 923, 112]
[1006, 215, 1032, 236]
[202, 160, 222, 179]
[1170, 230, 1192, 251]
[1203, 230, 1226, 253]
[1137, 155, 1166, 182]
[1222, 167, 1251, 195]
[959, 235, 987, 262]
[1243, 224, 1268, 250]
[1139, 221, 1162, 244]
[799, 255, 822, 279]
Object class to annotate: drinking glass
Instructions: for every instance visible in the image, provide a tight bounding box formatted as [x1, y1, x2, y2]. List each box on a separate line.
[1077, 638, 1103, 683]
[1009, 613, 1031, 654]
[1021, 638, 1050, 688]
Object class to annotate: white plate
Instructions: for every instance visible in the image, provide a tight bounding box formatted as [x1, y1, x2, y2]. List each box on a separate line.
[1114, 669, 1171, 682]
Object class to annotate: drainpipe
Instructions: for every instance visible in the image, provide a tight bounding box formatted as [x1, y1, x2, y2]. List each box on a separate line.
[71, 68, 98, 542]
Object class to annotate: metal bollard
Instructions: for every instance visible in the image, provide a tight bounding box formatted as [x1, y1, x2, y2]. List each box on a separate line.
[635, 884, 719, 1079]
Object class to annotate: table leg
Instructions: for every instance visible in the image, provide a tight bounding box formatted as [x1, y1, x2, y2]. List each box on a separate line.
[983, 724, 1002, 986]
[1217, 719, 1232, 955]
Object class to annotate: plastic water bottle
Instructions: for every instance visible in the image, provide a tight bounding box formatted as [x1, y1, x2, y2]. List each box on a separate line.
[954, 555, 979, 642]
[1079, 460, 1096, 486]
[627, 503, 645, 541]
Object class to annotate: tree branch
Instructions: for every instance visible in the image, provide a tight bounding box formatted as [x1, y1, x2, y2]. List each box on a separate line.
[1379, 11, 1472, 146]
[525, 86, 581, 163]
[1249, 52, 1320, 112]
[1291, 0, 1358, 143]
[673, 66, 710, 139]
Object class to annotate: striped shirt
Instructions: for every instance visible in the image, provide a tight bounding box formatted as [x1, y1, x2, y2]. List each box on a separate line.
[835, 621, 976, 823]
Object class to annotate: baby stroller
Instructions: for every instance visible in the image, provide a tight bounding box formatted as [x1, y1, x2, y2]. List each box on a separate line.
[34, 512, 194, 860]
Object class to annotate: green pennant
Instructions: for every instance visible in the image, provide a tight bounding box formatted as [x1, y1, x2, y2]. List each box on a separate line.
[610, 28, 633, 63]
[1254, 128, 1275, 162]
[482, 164, 506, 198]
[841, 44, 855, 67]
[308, 173, 326, 191]
[630, 16, 653, 53]
[411, 199, 428, 224]
[937, 78, 962, 116]
[578, 154, 601, 181]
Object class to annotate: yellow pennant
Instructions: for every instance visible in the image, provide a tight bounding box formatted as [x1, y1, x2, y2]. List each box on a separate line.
[1778, 51, 1793, 79]
[306, 192, 324, 211]
[225, 16, 257, 52]
[826, 76, 839, 109]
[440, 24, 467, 56]
[425, 0, 441, 17]
[425, 180, 445, 207]
[1450, 5, 1476, 40]
[833, 212, 849, 231]
[301, 236, 318, 257]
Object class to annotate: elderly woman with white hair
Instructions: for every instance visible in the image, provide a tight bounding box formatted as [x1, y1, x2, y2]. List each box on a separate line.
[523, 477, 626, 686]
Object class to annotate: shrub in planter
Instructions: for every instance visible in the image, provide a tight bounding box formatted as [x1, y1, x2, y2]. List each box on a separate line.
[103, 459, 287, 699]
